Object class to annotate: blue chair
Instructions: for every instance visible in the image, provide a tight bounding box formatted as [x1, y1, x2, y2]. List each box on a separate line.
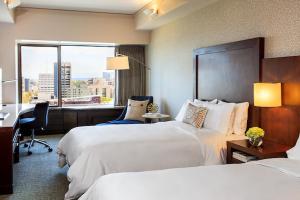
[97, 96, 153, 126]
[19, 102, 52, 155]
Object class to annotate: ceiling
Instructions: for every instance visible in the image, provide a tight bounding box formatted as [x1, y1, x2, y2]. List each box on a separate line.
[20, 0, 152, 14]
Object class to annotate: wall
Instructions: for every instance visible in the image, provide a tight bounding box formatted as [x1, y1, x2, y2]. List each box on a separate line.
[0, 8, 150, 103]
[148, 0, 300, 117]
[135, 0, 218, 30]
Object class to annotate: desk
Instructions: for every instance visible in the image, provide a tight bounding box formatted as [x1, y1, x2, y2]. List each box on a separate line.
[0, 104, 34, 194]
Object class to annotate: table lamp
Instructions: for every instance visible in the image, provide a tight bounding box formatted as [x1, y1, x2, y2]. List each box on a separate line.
[250, 83, 282, 145]
[254, 83, 282, 107]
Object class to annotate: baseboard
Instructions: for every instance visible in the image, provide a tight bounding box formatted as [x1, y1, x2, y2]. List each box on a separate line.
[0, 184, 13, 194]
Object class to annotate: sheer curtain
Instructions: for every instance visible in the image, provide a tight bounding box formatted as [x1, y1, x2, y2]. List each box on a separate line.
[115, 45, 146, 106]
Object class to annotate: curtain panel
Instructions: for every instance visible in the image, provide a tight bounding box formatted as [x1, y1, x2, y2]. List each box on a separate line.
[115, 45, 146, 106]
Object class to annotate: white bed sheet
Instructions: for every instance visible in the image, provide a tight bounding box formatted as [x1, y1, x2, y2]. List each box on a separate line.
[57, 121, 246, 199]
[80, 158, 300, 200]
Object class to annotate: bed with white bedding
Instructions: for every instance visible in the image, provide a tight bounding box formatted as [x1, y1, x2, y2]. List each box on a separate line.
[57, 121, 246, 199]
[79, 158, 300, 200]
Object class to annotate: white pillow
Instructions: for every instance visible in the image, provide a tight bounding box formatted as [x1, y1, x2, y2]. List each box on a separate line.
[287, 134, 300, 160]
[194, 99, 218, 105]
[219, 101, 249, 135]
[233, 102, 249, 135]
[175, 99, 193, 122]
[124, 99, 149, 121]
[203, 103, 235, 135]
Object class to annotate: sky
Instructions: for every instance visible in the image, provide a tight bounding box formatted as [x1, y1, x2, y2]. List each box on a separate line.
[22, 46, 115, 79]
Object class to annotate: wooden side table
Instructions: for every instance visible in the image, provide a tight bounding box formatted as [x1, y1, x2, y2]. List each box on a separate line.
[227, 139, 291, 164]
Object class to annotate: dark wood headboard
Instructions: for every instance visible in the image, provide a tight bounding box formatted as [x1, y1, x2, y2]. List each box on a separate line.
[193, 38, 264, 128]
[261, 56, 300, 147]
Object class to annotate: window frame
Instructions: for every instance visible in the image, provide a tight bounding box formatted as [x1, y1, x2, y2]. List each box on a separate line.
[18, 43, 116, 107]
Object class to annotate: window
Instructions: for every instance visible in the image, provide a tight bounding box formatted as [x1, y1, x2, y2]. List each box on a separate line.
[19, 44, 115, 107]
[21, 46, 59, 106]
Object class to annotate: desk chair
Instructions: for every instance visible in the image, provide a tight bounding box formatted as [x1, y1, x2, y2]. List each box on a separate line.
[97, 96, 153, 125]
[19, 102, 52, 155]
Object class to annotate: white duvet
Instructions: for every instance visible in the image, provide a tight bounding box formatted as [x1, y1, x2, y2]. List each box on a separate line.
[57, 121, 245, 199]
[80, 158, 300, 200]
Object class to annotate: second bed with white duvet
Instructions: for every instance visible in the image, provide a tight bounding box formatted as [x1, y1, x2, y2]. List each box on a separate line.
[79, 158, 300, 200]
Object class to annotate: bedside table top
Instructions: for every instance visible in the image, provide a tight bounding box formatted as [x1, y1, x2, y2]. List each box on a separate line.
[142, 113, 170, 119]
[227, 139, 292, 159]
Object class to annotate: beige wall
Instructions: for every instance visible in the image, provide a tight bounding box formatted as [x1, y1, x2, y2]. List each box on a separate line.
[148, 0, 300, 117]
[0, 8, 150, 103]
[135, 0, 218, 30]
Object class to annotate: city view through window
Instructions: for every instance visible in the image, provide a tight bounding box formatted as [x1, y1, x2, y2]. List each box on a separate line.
[21, 45, 115, 106]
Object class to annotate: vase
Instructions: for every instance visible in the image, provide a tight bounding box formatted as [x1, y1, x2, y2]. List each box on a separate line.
[249, 137, 263, 147]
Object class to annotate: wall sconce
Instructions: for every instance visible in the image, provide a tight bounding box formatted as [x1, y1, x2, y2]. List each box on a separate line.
[254, 83, 282, 107]
[143, 8, 158, 17]
[3, 0, 21, 9]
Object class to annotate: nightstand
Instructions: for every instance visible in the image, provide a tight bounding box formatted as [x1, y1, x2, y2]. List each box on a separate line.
[142, 113, 170, 123]
[227, 139, 291, 164]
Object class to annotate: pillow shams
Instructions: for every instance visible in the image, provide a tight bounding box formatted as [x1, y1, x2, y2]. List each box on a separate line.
[203, 103, 235, 135]
[124, 99, 149, 121]
[194, 99, 218, 106]
[175, 99, 193, 122]
[219, 101, 249, 135]
[182, 103, 208, 128]
[232, 102, 249, 135]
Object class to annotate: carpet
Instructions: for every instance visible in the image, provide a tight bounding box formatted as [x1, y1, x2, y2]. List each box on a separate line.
[0, 134, 68, 200]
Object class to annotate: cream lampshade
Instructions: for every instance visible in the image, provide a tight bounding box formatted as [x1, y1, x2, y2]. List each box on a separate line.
[254, 83, 282, 107]
[106, 56, 129, 70]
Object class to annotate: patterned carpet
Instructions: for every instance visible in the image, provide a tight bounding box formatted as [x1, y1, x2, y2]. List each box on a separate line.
[0, 134, 69, 200]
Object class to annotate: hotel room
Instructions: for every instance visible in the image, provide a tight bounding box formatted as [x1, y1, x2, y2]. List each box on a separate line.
[0, 0, 299, 199]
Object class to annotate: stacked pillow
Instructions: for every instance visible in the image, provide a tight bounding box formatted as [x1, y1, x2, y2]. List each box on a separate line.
[201, 102, 235, 135]
[176, 99, 249, 135]
[218, 100, 249, 135]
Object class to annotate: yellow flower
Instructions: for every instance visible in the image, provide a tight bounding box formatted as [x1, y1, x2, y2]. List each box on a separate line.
[246, 127, 265, 139]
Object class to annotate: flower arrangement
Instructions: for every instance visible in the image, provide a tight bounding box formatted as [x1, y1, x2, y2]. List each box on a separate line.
[147, 103, 159, 113]
[246, 127, 265, 147]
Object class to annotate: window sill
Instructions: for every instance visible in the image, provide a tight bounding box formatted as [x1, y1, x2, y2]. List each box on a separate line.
[50, 105, 124, 110]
